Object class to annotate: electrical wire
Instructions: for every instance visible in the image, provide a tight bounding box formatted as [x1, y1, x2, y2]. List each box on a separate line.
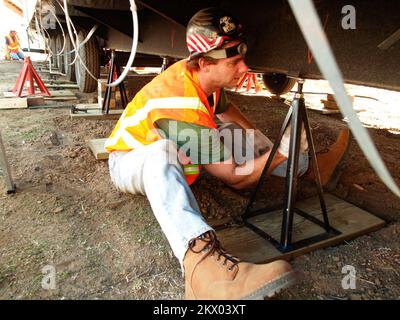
[48, 5, 66, 56]
[62, 0, 99, 81]
[107, 0, 138, 87]
[68, 24, 99, 66]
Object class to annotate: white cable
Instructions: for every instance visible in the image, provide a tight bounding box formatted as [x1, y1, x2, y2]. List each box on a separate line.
[56, 1, 80, 66]
[69, 24, 98, 66]
[288, 0, 400, 197]
[62, 0, 98, 81]
[107, 0, 138, 87]
[49, 6, 66, 56]
[35, 10, 52, 65]
[67, 24, 98, 55]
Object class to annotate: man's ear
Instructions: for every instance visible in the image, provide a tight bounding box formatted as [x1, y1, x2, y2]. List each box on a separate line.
[198, 58, 210, 72]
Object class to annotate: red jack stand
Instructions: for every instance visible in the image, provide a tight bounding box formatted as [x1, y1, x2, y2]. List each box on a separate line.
[13, 57, 51, 97]
[236, 72, 263, 93]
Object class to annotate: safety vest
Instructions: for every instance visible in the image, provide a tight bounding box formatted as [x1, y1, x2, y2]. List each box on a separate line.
[105, 59, 221, 185]
[6, 34, 20, 53]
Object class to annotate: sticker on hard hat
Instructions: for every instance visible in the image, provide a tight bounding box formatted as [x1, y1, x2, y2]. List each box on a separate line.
[219, 16, 236, 34]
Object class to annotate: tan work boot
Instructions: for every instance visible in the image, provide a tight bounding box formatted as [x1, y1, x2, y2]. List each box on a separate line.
[184, 231, 296, 300]
[304, 128, 351, 190]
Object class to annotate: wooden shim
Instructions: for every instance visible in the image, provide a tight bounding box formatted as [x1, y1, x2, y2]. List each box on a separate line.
[3, 90, 76, 98]
[48, 90, 77, 97]
[70, 108, 123, 120]
[45, 84, 80, 89]
[0, 97, 28, 109]
[216, 194, 385, 263]
[45, 80, 75, 84]
[74, 103, 102, 110]
[306, 104, 341, 115]
[88, 138, 109, 160]
[321, 99, 339, 110]
[27, 96, 45, 106]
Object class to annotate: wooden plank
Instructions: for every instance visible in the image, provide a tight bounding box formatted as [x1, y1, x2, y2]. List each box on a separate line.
[70, 108, 123, 120]
[27, 96, 45, 106]
[74, 103, 102, 110]
[44, 96, 78, 101]
[48, 90, 76, 97]
[0, 97, 28, 109]
[88, 138, 109, 160]
[216, 194, 385, 263]
[3, 90, 76, 98]
[44, 84, 79, 89]
[306, 104, 341, 114]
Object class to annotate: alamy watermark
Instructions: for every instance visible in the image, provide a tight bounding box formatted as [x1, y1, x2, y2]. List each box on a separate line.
[41, 265, 56, 290]
[341, 264, 357, 290]
[342, 5, 356, 30]
[41, 4, 56, 30]
[155, 123, 259, 175]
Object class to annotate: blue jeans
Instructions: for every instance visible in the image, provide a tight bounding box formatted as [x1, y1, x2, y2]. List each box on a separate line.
[108, 126, 309, 273]
[10, 51, 24, 60]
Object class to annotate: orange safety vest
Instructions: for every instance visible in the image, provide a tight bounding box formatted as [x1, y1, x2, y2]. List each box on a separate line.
[105, 59, 221, 185]
[6, 34, 20, 53]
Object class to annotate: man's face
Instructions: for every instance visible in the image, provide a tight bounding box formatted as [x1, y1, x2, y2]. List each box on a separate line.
[205, 41, 249, 89]
[209, 55, 248, 88]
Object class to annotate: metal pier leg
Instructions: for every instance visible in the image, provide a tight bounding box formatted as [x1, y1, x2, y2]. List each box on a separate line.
[280, 87, 303, 251]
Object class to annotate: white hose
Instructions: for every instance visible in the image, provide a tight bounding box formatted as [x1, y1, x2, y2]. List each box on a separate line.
[67, 24, 98, 55]
[35, 10, 52, 65]
[60, 0, 138, 86]
[68, 24, 98, 66]
[107, 0, 138, 87]
[49, 6, 66, 56]
[62, 0, 98, 81]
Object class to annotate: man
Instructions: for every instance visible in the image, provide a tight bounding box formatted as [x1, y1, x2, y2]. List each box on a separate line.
[5, 30, 24, 61]
[106, 7, 350, 300]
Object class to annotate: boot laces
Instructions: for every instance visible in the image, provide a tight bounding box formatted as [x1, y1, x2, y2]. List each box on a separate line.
[189, 231, 239, 271]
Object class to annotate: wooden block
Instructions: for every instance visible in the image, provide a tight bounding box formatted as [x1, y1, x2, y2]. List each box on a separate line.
[88, 138, 109, 160]
[325, 94, 354, 103]
[27, 96, 45, 106]
[98, 97, 116, 109]
[0, 97, 28, 109]
[306, 103, 341, 115]
[45, 84, 79, 89]
[321, 99, 339, 110]
[3, 91, 17, 98]
[48, 90, 77, 97]
[74, 103, 101, 110]
[98, 79, 123, 109]
[326, 94, 335, 101]
[216, 194, 385, 263]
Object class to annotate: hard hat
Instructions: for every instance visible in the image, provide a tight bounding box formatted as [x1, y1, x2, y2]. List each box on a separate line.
[186, 7, 247, 60]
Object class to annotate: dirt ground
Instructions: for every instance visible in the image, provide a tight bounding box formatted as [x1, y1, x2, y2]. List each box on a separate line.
[0, 60, 399, 300]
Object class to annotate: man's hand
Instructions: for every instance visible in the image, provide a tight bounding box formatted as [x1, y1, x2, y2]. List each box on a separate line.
[249, 129, 274, 157]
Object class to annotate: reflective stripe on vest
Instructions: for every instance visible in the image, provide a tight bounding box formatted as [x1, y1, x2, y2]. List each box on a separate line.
[184, 164, 201, 186]
[105, 59, 220, 186]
